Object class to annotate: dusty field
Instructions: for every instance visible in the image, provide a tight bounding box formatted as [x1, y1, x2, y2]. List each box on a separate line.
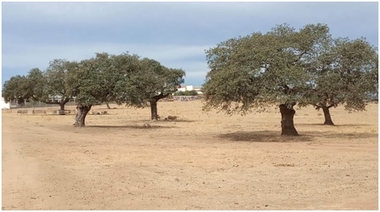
[2, 100, 378, 210]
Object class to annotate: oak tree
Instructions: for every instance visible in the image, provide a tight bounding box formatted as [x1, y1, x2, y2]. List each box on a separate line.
[202, 23, 336, 135]
[301, 38, 378, 125]
[43, 59, 80, 113]
[129, 58, 185, 120]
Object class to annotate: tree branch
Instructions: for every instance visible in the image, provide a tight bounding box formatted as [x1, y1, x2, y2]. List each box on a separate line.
[294, 50, 307, 63]
[314, 104, 322, 110]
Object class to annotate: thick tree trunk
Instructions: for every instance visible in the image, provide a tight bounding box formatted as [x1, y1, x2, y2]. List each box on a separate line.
[150, 92, 171, 120]
[73, 105, 92, 127]
[150, 100, 159, 120]
[58, 103, 66, 115]
[322, 106, 334, 125]
[279, 104, 299, 136]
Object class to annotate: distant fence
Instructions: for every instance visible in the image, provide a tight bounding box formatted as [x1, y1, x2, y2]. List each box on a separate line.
[11, 108, 75, 115]
[9, 101, 77, 109]
[8, 96, 203, 109]
[172, 96, 201, 101]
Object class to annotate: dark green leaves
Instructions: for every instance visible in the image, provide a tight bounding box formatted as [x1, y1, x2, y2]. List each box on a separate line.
[202, 23, 378, 114]
[3, 52, 186, 109]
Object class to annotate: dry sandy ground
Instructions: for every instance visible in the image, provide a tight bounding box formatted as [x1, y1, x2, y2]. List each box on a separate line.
[2, 100, 378, 210]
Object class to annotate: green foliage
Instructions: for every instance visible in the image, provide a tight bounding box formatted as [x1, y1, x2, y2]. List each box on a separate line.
[3, 51, 186, 111]
[300, 37, 378, 111]
[27, 68, 45, 102]
[202, 23, 378, 115]
[2, 75, 30, 104]
[126, 57, 185, 105]
[43, 59, 80, 104]
[2, 68, 45, 104]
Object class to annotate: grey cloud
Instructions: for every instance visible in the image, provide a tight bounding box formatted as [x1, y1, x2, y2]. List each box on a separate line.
[2, 2, 378, 86]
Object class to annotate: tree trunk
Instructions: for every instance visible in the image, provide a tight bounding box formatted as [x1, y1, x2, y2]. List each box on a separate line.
[73, 105, 92, 127]
[322, 106, 334, 125]
[150, 100, 159, 120]
[279, 104, 299, 136]
[150, 92, 171, 120]
[106, 102, 111, 109]
[58, 103, 66, 115]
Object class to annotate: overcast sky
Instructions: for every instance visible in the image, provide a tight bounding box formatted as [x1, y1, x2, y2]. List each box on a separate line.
[2, 1, 378, 86]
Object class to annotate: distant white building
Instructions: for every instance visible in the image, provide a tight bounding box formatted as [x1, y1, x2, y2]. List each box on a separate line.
[1, 98, 10, 109]
[177, 85, 203, 94]
[177, 85, 193, 92]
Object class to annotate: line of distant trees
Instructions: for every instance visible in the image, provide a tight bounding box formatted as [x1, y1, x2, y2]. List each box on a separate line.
[2, 52, 186, 126]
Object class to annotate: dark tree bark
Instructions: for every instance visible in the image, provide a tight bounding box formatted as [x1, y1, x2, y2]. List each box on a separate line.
[150, 99, 158, 120]
[73, 105, 92, 127]
[58, 102, 66, 115]
[59, 103, 65, 111]
[106, 102, 111, 109]
[150, 92, 171, 120]
[279, 104, 299, 136]
[315, 103, 335, 125]
[322, 106, 334, 125]
[44, 97, 71, 115]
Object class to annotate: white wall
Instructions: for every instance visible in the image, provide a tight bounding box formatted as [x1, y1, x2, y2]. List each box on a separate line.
[1, 98, 10, 109]
[186, 85, 194, 91]
[177, 87, 187, 92]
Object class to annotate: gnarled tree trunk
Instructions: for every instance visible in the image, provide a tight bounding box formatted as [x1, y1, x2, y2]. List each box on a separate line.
[73, 105, 92, 127]
[150, 92, 171, 120]
[322, 106, 334, 125]
[150, 99, 159, 120]
[279, 104, 299, 136]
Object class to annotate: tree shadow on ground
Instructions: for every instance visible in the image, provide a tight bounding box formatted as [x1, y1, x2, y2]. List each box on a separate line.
[301, 130, 378, 139]
[218, 130, 313, 142]
[88, 125, 177, 129]
[218, 130, 378, 143]
[157, 119, 197, 123]
[118, 118, 196, 123]
[297, 123, 372, 127]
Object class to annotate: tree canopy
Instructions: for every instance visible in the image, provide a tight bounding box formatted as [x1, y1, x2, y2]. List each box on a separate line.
[71, 53, 185, 126]
[2, 74, 31, 105]
[2, 51, 185, 127]
[202, 23, 378, 135]
[300, 37, 378, 124]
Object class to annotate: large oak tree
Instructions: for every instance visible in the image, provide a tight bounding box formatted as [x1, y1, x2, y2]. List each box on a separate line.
[72, 53, 126, 127]
[202, 23, 372, 135]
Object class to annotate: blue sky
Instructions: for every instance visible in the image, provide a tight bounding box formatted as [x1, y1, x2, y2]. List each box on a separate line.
[2, 1, 378, 86]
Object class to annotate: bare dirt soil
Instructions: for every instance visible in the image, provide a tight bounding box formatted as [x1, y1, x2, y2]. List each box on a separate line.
[2, 101, 378, 210]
